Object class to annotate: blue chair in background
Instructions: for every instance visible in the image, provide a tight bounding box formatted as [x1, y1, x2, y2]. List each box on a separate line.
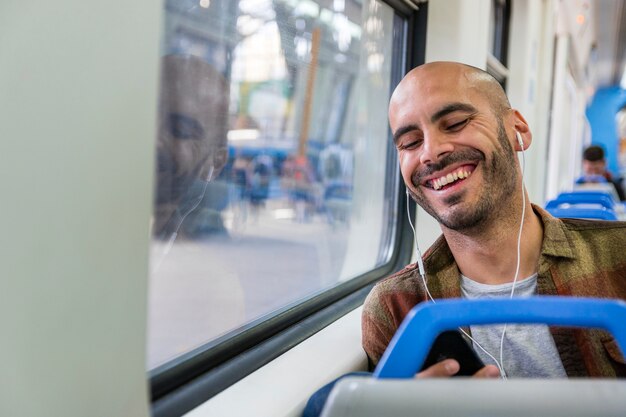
[575, 174, 608, 184]
[545, 191, 616, 210]
[545, 191, 618, 220]
[546, 206, 618, 221]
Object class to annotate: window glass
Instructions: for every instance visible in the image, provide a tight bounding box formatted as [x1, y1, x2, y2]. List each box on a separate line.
[490, 0, 510, 66]
[616, 108, 626, 172]
[148, 0, 399, 369]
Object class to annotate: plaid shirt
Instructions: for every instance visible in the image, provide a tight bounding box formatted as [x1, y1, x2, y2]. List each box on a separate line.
[362, 205, 626, 376]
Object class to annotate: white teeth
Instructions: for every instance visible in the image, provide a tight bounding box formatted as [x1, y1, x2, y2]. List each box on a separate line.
[431, 168, 472, 190]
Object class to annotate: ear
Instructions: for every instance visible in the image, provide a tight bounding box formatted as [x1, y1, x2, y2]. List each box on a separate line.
[511, 109, 532, 151]
[211, 146, 229, 179]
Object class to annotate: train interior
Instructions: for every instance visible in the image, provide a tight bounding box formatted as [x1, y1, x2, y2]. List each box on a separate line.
[3, 0, 626, 416]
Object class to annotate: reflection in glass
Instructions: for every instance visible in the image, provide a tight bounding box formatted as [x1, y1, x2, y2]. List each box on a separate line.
[148, 0, 398, 369]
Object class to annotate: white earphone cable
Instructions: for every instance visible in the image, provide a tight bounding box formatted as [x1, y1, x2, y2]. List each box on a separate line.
[406, 190, 507, 377]
[497, 133, 527, 379]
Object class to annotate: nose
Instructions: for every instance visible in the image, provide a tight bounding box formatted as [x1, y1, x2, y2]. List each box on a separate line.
[419, 130, 454, 165]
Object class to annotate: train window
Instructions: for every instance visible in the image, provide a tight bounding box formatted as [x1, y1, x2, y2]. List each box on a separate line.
[490, 0, 511, 66]
[148, 0, 401, 370]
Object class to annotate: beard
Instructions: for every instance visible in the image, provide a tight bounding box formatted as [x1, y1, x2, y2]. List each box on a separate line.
[408, 120, 519, 231]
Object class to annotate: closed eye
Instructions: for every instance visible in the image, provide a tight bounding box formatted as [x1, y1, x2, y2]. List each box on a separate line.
[168, 112, 205, 140]
[398, 138, 423, 150]
[446, 118, 469, 132]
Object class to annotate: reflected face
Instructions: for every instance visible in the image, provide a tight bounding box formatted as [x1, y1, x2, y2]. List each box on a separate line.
[389, 63, 519, 231]
[157, 55, 229, 184]
[154, 55, 230, 236]
[583, 159, 606, 176]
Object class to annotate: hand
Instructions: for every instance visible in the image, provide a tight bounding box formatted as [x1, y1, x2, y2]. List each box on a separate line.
[416, 359, 501, 378]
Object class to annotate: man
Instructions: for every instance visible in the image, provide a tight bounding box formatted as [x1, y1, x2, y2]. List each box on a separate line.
[362, 61, 626, 378]
[579, 145, 626, 201]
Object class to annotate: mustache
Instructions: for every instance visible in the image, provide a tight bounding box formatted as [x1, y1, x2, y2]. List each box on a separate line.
[411, 148, 485, 186]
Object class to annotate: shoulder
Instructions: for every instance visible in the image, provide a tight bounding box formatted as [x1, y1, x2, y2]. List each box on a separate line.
[361, 264, 426, 366]
[543, 217, 626, 296]
[364, 264, 422, 309]
[558, 217, 626, 241]
[363, 263, 427, 325]
[561, 218, 626, 266]
[536, 204, 626, 248]
[541, 205, 626, 256]
[364, 234, 453, 315]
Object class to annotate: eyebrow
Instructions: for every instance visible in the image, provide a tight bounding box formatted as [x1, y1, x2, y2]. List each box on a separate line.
[392, 124, 419, 144]
[392, 102, 477, 144]
[430, 102, 477, 123]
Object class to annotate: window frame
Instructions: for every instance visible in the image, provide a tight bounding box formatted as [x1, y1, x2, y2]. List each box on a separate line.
[150, 2, 428, 415]
[491, 0, 511, 67]
[487, 0, 512, 88]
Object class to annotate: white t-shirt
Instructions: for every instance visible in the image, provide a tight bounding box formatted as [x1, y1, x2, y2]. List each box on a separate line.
[460, 274, 567, 378]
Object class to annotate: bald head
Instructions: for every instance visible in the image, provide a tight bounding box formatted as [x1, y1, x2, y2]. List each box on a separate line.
[390, 62, 511, 122]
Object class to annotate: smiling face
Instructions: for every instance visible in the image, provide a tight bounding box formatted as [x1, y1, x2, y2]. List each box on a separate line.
[390, 62, 526, 232]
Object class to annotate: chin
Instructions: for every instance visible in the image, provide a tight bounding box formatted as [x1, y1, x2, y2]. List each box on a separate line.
[436, 202, 490, 231]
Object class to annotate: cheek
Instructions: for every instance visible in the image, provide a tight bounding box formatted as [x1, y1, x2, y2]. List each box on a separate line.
[398, 152, 415, 184]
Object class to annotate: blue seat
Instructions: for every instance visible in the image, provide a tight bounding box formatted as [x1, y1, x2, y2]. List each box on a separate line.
[545, 191, 616, 211]
[546, 206, 618, 221]
[545, 190, 619, 220]
[373, 297, 626, 379]
[575, 174, 608, 184]
[320, 298, 626, 417]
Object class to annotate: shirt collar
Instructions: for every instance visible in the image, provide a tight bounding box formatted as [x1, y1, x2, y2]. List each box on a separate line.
[423, 203, 578, 273]
[532, 204, 577, 260]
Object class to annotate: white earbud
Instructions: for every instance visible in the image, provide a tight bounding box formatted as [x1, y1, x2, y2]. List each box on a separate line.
[516, 131, 524, 149]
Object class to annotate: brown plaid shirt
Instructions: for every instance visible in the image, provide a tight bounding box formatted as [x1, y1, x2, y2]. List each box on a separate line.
[362, 205, 626, 376]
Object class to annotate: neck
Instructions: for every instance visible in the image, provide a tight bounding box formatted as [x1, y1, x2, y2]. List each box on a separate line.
[442, 200, 543, 285]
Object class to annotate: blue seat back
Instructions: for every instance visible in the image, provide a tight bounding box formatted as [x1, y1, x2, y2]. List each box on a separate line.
[373, 297, 626, 379]
[545, 191, 616, 210]
[546, 206, 618, 220]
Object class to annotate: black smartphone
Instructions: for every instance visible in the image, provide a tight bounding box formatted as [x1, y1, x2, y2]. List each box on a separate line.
[420, 330, 485, 376]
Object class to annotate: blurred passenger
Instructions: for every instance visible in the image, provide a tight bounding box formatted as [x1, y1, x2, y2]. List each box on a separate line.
[153, 54, 230, 239]
[318, 144, 353, 226]
[282, 154, 316, 222]
[230, 152, 250, 227]
[578, 144, 626, 201]
[232, 153, 250, 200]
[248, 154, 273, 210]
